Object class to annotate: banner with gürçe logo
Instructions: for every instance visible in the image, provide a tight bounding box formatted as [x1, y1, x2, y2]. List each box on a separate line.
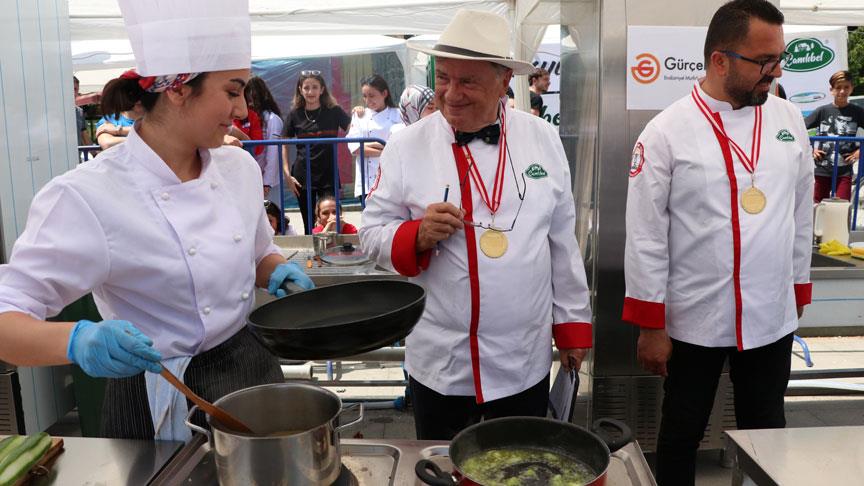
[625, 25, 847, 113]
[626, 26, 707, 110]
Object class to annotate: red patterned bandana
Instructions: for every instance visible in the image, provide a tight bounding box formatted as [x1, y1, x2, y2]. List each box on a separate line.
[120, 70, 201, 93]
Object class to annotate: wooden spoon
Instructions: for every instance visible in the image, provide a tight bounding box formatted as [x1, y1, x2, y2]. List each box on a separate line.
[159, 367, 255, 435]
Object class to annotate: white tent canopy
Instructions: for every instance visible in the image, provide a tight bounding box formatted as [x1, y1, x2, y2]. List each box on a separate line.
[72, 35, 410, 93]
[70, 0, 860, 104]
[69, 0, 510, 39]
[69, 0, 561, 105]
[781, 0, 864, 26]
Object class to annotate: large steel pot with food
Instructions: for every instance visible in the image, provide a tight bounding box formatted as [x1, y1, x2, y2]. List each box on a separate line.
[415, 416, 631, 486]
[185, 382, 363, 486]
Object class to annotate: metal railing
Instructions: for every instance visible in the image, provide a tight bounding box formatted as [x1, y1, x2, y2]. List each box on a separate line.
[78, 145, 100, 161]
[241, 137, 384, 235]
[78, 137, 385, 235]
[810, 135, 864, 228]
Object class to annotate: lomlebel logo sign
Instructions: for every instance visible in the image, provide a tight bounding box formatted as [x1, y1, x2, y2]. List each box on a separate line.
[784, 38, 835, 72]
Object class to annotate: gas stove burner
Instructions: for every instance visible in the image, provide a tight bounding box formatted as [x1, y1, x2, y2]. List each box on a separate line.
[332, 464, 359, 486]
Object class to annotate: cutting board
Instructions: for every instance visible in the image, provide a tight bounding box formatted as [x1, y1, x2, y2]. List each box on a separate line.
[12, 437, 64, 486]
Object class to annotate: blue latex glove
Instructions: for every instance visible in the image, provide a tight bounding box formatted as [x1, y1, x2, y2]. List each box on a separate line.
[67, 320, 162, 378]
[268, 262, 315, 297]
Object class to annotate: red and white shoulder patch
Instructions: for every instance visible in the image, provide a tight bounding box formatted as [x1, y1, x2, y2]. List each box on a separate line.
[629, 142, 645, 177]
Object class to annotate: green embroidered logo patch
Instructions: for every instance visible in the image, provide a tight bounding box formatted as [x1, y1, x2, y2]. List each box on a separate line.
[776, 129, 795, 142]
[525, 163, 548, 179]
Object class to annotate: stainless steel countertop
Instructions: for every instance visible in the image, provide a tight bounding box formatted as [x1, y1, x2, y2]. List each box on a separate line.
[810, 251, 864, 279]
[811, 232, 864, 279]
[727, 426, 864, 486]
[0, 436, 183, 485]
[275, 234, 864, 280]
[274, 234, 404, 287]
[153, 434, 656, 486]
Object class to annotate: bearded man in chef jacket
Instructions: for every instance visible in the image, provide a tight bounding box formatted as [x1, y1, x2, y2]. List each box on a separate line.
[622, 1, 813, 484]
[361, 10, 593, 440]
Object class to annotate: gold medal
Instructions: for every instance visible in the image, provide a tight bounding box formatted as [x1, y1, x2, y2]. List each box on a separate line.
[479, 229, 508, 258]
[741, 185, 767, 214]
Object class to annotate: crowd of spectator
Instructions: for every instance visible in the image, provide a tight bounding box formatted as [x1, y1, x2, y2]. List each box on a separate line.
[69, 65, 616, 237]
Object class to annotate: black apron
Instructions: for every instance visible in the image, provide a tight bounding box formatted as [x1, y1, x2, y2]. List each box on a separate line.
[100, 326, 283, 439]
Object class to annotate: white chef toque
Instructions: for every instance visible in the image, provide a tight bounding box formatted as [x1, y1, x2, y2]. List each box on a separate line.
[118, 0, 251, 77]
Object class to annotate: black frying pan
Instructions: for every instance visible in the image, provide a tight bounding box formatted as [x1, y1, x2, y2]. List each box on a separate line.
[247, 280, 425, 360]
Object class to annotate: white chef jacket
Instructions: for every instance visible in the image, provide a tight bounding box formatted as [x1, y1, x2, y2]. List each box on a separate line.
[256, 110, 283, 188]
[360, 108, 592, 403]
[347, 106, 401, 197]
[623, 83, 813, 350]
[0, 126, 281, 358]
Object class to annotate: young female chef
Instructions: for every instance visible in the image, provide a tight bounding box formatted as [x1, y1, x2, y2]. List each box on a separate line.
[0, 0, 312, 439]
[347, 74, 402, 198]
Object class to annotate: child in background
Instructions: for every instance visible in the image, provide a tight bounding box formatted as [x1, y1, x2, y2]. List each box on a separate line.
[264, 200, 297, 236]
[312, 196, 357, 234]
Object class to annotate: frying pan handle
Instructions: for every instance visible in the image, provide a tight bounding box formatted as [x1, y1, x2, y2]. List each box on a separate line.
[184, 405, 212, 444]
[334, 403, 364, 433]
[592, 418, 632, 453]
[279, 281, 307, 295]
[414, 459, 457, 486]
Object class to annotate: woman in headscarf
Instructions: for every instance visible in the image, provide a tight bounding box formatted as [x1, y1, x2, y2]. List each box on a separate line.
[0, 0, 313, 440]
[396, 84, 437, 128]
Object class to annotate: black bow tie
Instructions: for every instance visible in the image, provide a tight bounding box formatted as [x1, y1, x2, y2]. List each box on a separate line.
[455, 124, 500, 146]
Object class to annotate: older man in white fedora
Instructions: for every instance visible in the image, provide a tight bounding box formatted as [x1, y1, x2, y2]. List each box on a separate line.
[361, 9, 593, 440]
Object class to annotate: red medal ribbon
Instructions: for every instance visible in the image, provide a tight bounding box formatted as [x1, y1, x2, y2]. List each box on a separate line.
[456, 101, 508, 216]
[691, 85, 762, 178]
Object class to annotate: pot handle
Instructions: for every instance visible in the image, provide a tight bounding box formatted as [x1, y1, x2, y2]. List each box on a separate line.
[592, 418, 633, 453]
[279, 281, 307, 295]
[334, 402, 364, 433]
[415, 459, 457, 486]
[184, 405, 212, 443]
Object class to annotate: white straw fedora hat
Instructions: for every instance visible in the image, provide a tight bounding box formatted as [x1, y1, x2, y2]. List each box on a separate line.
[409, 9, 535, 75]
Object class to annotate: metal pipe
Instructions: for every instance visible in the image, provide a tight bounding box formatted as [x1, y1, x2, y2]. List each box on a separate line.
[359, 142, 367, 208]
[277, 143, 286, 234]
[333, 143, 341, 233]
[832, 145, 839, 198]
[303, 380, 407, 387]
[304, 142, 313, 234]
[281, 363, 313, 380]
[789, 368, 864, 380]
[342, 399, 397, 410]
[854, 157, 863, 229]
[332, 347, 563, 362]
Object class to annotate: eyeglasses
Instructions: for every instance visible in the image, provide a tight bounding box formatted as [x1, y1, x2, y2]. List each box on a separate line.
[720, 50, 793, 75]
[300, 70, 322, 76]
[457, 142, 527, 233]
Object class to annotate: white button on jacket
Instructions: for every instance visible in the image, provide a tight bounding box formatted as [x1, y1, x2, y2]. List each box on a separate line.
[0, 127, 281, 358]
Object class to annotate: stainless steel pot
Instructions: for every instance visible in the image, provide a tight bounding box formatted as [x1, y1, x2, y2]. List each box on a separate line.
[185, 382, 363, 486]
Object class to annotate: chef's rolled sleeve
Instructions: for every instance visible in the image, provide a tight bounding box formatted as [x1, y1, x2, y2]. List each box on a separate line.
[791, 110, 814, 304]
[544, 123, 593, 347]
[390, 220, 432, 277]
[622, 122, 673, 328]
[360, 141, 423, 275]
[0, 182, 110, 320]
[552, 323, 592, 349]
